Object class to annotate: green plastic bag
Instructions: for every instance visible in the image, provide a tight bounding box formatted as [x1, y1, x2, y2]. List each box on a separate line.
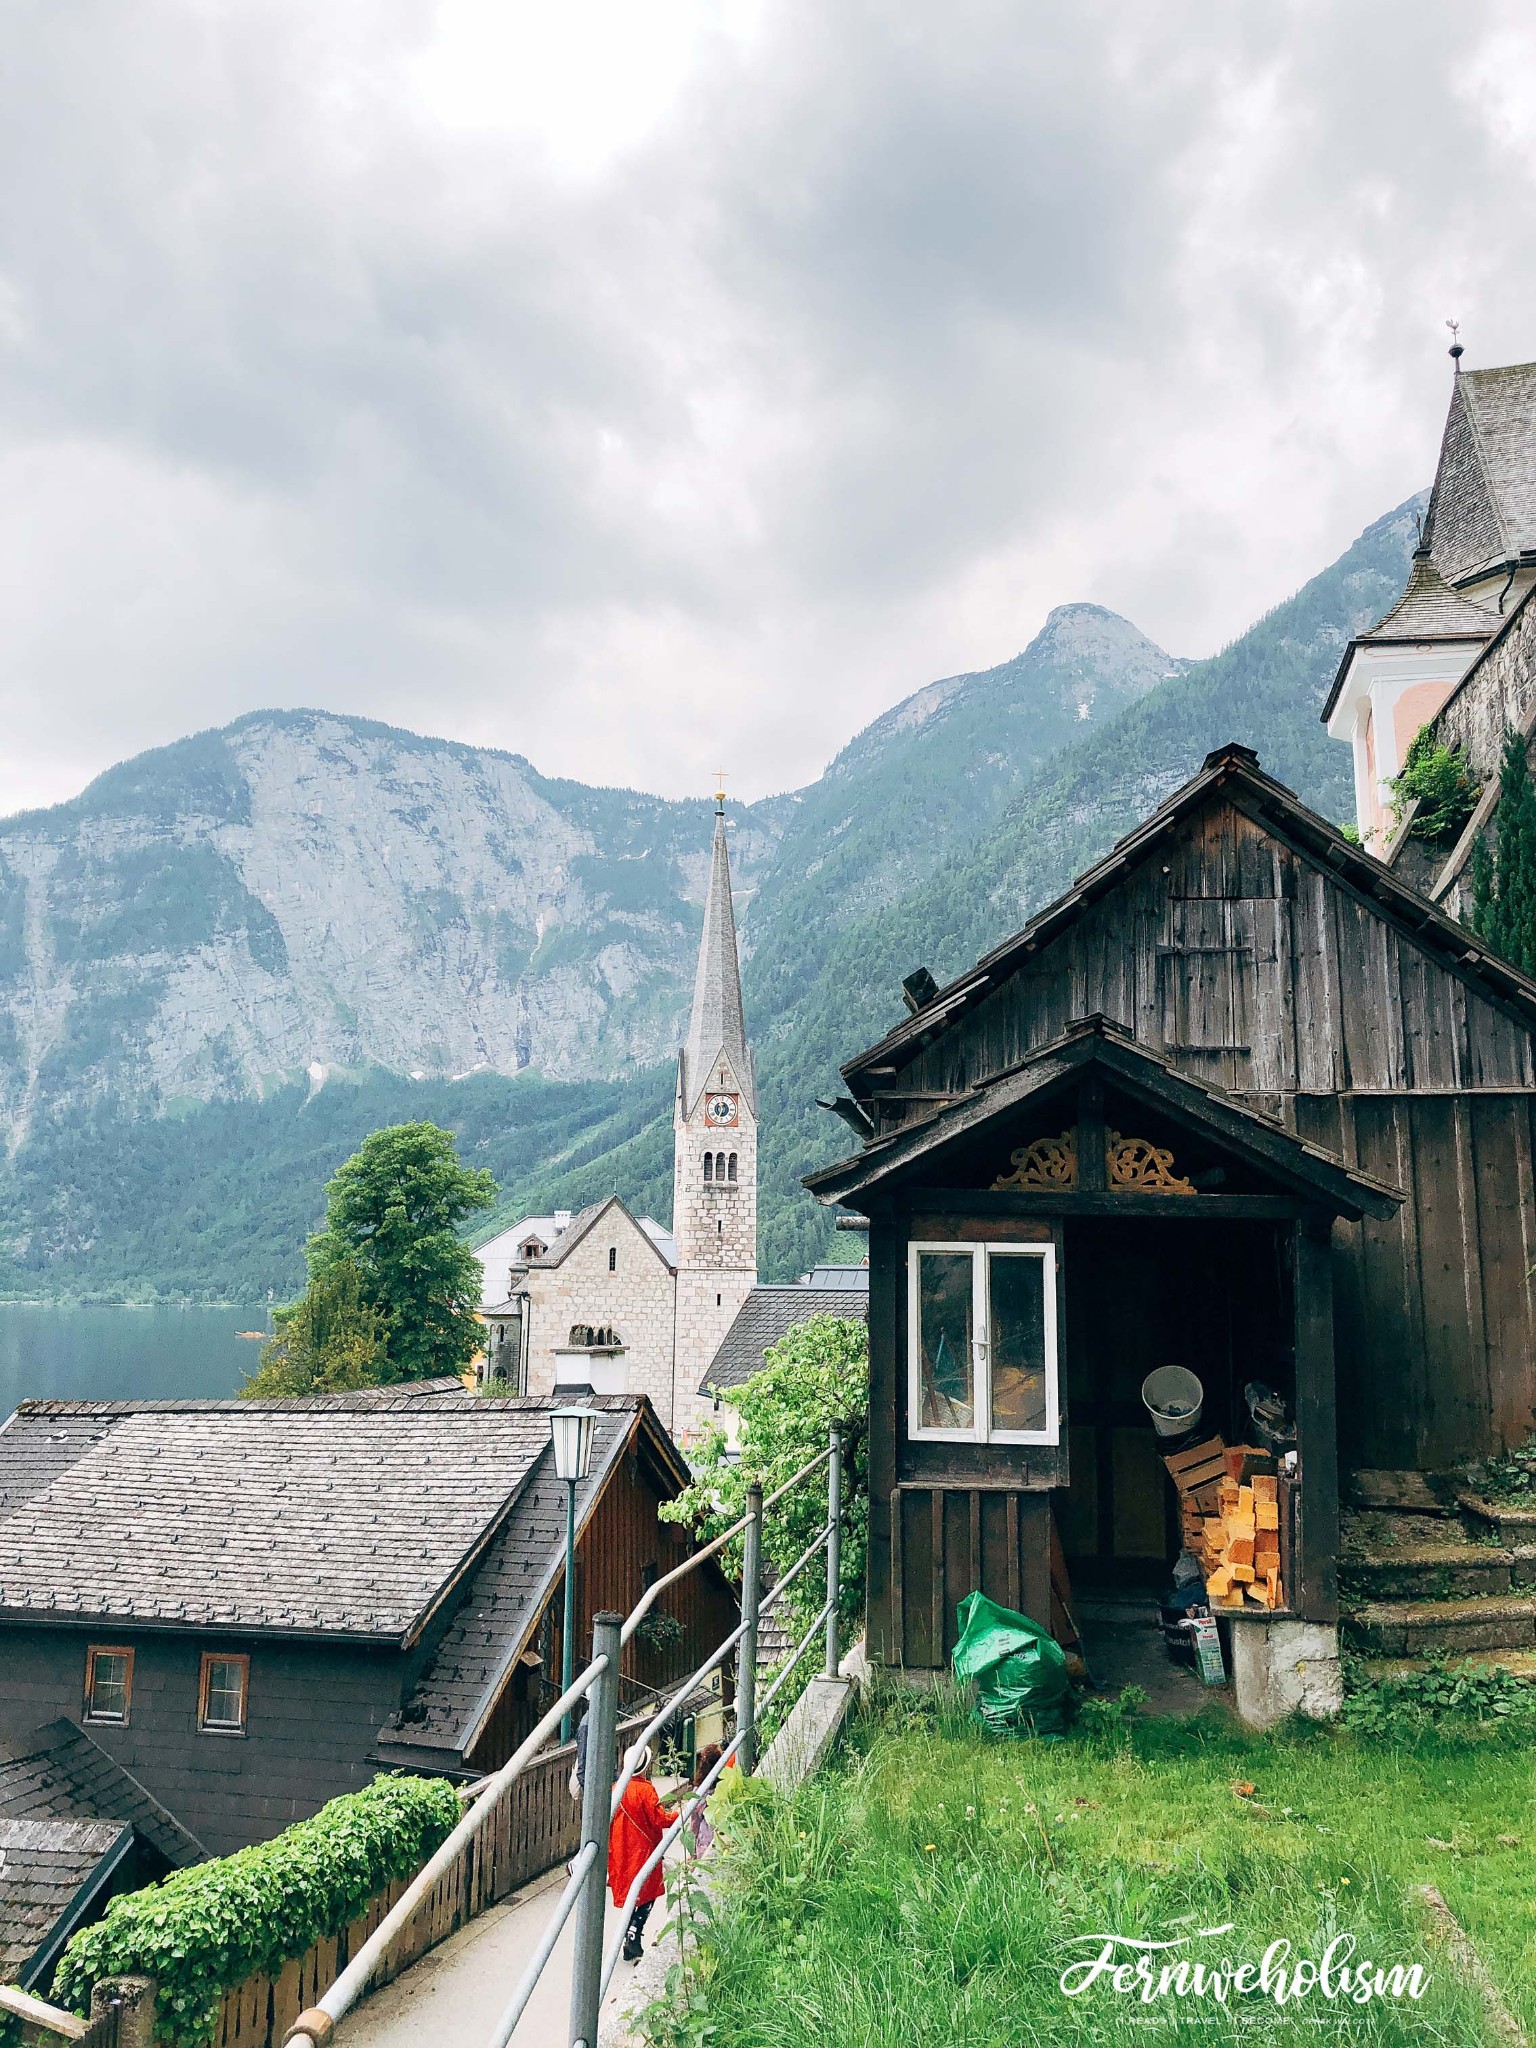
[951, 1589, 1071, 1736]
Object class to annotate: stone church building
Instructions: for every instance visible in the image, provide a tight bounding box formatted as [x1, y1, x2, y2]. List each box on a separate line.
[478, 797, 758, 1441]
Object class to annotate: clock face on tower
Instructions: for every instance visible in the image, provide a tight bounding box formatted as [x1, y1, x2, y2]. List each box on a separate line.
[704, 1093, 739, 1129]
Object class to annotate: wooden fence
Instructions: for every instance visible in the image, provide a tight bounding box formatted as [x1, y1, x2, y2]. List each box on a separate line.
[213, 1740, 584, 2048]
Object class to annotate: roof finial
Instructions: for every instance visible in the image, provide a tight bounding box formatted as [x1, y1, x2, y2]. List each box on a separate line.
[1447, 318, 1464, 370]
[713, 769, 727, 817]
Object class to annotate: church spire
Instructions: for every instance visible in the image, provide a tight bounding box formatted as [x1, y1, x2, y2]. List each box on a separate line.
[680, 793, 753, 1114]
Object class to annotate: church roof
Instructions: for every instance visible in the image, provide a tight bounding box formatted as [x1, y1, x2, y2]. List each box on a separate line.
[481, 1198, 677, 1305]
[699, 1281, 870, 1395]
[1358, 547, 1497, 644]
[680, 805, 754, 1114]
[1426, 361, 1536, 588]
[1320, 545, 1497, 722]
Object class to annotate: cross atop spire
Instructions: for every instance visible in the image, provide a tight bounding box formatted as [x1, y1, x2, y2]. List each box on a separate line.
[680, 802, 753, 1114]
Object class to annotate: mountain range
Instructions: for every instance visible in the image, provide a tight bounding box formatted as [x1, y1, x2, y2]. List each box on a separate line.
[0, 495, 1423, 1301]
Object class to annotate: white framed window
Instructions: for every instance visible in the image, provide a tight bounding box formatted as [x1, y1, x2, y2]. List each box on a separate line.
[907, 1241, 1059, 1445]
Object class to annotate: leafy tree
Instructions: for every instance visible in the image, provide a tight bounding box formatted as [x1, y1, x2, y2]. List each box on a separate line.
[1389, 725, 1480, 844]
[1472, 729, 1536, 975]
[304, 1121, 495, 1383]
[241, 1256, 389, 1397]
[662, 1315, 868, 1655]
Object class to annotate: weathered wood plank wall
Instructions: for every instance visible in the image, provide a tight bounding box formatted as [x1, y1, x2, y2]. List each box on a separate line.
[885, 801, 1536, 1467]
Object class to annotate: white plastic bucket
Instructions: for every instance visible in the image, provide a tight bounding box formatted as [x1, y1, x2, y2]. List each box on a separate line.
[1141, 1365, 1205, 1438]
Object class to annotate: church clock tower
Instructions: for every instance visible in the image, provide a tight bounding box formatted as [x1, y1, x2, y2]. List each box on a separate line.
[672, 791, 758, 1430]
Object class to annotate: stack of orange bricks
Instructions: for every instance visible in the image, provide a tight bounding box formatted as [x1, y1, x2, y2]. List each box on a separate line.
[1163, 1436, 1284, 1610]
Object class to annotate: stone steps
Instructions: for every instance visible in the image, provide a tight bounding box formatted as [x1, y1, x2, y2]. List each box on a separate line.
[1358, 1648, 1536, 1683]
[1343, 1594, 1536, 1657]
[1340, 1540, 1521, 1602]
[1348, 1469, 1452, 1515]
[1455, 1491, 1536, 1544]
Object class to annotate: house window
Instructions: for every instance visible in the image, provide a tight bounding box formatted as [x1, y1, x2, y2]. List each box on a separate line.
[199, 1653, 250, 1734]
[84, 1646, 133, 1724]
[608, 1245, 617, 1272]
[907, 1242, 1058, 1445]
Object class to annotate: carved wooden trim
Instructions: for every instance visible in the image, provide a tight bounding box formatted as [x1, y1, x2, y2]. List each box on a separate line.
[1106, 1129, 1195, 1194]
[992, 1130, 1078, 1190]
[992, 1125, 1196, 1195]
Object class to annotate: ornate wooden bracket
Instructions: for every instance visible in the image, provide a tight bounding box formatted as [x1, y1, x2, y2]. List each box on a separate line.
[1106, 1129, 1195, 1194]
[992, 1124, 1196, 1194]
[992, 1129, 1078, 1189]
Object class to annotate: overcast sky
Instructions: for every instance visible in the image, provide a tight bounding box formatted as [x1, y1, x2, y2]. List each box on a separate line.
[4, 1, 1536, 816]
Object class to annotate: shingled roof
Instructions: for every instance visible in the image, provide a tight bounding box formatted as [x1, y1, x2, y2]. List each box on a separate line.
[0, 1393, 562, 1643]
[0, 1716, 205, 1869]
[1428, 362, 1536, 588]
[374, 1398, 652, 1769]
[1320, 546, 1497, 724]
[699, 1285, 870, 1396]
[0, 1815, 131, 1985]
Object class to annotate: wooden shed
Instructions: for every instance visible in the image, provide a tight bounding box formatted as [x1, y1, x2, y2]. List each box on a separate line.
[807, 744, 1536, 1679]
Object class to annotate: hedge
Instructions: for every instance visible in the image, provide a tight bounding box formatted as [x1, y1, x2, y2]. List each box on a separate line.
[48, 1772, 461, 2047]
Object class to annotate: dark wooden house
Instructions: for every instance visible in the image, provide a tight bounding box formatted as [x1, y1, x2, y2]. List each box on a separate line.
[0, 1387, 734, 1855]
[807, 744, 1536, 1696]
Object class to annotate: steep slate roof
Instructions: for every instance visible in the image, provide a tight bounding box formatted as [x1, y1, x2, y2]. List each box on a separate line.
[835, 744, 1536, 1094]
[375, 1398, 651, 1768]
[680, 804, 755, 1114]
[1320, 547, 1497, 724]
[0, 1395, 560, 1643]
[1428, 362, 1536, 588]
[0, 1815, 131, 1984]
[808, 1015, 1403, 1221]
[700, 1285, 870, 1396]
[0, 1717, 205, 1868]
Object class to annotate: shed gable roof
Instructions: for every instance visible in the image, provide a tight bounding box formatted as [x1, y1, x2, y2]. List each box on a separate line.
[838, 744, 1536, 1094]
[810, 1015, 1403, 1220]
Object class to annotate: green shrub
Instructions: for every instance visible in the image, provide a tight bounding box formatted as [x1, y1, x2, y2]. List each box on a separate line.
[1388, 725, 1479, 845]
[50, 1774, 461, 2047]
[1341, 1654, 1536, 1735]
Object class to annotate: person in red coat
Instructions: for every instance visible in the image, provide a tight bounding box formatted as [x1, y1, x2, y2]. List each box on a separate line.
[608, 1744, 677, 1960]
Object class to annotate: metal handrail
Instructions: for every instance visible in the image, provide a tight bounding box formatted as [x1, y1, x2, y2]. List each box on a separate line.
[597, 1586, 839, 2001]
[282, 1654, 610, 2046]
[618, 1439, 832, 1648]
[290, 1427, 845, 2048]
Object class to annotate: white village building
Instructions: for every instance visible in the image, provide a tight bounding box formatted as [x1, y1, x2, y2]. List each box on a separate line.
[477, 796, 761, 1442]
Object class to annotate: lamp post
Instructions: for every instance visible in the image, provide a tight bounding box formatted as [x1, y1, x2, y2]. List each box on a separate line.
[550, 1405, 599, 1741]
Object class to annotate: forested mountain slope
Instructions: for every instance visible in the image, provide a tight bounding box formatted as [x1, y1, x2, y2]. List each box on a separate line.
[0, 502, 1420, 1298]
[0, 606, 1182, 1298]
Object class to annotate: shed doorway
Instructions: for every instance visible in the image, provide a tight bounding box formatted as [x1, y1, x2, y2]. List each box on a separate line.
[1053, 1218, 1294, 1590]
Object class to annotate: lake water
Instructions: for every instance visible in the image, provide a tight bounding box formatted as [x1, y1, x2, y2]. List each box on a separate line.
[0, 1304, 260, 1420]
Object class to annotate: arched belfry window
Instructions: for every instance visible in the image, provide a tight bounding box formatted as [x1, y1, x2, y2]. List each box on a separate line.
[716, 1151, 727, 1180]
[704, 1153, 714, 1183]
[727, 1152, 738, 1182]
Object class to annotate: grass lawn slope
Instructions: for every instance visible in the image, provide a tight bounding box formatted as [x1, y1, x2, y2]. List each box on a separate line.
[655, 1688, 1536, 2046]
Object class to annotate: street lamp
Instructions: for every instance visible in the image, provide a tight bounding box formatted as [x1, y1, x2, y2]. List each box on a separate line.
[551, 1405, 599, 1740]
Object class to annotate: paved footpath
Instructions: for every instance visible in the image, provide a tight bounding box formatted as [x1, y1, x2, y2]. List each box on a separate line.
[341, 1853, 676, 2047]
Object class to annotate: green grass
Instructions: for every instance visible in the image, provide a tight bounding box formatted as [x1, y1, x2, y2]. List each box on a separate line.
[651, 1688, 1536, 2046]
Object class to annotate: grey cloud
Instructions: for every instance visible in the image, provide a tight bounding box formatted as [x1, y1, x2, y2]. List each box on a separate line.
[3, 1, 1536, 814]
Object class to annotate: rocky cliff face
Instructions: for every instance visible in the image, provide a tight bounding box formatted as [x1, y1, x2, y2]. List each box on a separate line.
[0, 711, 788, 1149]
[0, 607, 1178, 1151]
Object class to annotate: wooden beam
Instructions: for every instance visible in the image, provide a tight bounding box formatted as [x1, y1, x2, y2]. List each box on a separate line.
[908, 1187, 1310, 1220]
[1078, 1071, 1107, 1192]
[1293, 1214, 1340, 1625]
